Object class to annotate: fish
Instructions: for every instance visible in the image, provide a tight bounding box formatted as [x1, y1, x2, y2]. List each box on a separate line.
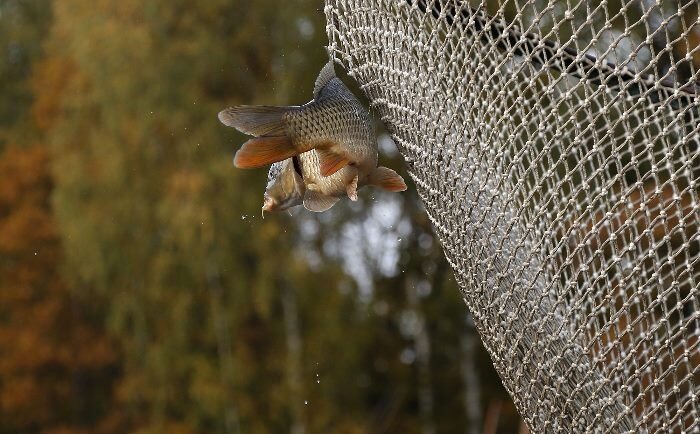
[219, 61, 407, 212]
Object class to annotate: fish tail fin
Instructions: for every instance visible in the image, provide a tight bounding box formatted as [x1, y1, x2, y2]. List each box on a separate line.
[218, 105, 290, 137]
[368, 166, 407, 192]
[222, 106, 300, 168]
[234, 136, 298, 169]
[313, 61, 337, 97]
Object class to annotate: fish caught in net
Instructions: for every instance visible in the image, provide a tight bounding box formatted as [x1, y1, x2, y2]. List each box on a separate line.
[324, 0, 700, 432]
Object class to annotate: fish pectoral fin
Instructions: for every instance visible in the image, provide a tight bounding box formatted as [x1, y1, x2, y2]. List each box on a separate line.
[218, 105, 289, 137]
[346, 172, 359, 201]
[368, 166, 407, 192]
[234, 136, 298, 169]
[303, 190, 340, 212]
[316, 149, 350, 177]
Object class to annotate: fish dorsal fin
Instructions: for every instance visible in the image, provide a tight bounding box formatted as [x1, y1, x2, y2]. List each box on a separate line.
[313, 61, 337, 98]
[303, 189, 340, 212]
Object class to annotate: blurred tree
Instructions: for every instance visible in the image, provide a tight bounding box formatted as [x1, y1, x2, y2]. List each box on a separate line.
[41, 0, 384, 432]
[0, 2, 123, 433]
[0, 0, 51, 145]
[0, 145, 122, 434]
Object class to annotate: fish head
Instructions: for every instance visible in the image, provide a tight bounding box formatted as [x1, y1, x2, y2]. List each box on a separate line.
[262, 158, 305, 214]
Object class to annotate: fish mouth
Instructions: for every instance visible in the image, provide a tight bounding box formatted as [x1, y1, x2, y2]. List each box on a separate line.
[261, 197, 279, 217]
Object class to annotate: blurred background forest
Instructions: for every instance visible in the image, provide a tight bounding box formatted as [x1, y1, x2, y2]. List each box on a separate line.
[0, 0, 519, 433]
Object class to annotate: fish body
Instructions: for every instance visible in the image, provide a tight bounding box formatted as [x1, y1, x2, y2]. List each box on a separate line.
[263, 149, 406, 213]
[297, 150, 358, 211]
[221, 61, 407, 213]
[285, 66, 379, 178]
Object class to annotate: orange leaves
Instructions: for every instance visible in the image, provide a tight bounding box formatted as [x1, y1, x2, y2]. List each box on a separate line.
[0, 146, 51, 209]
[0, 205, 55, 254]
[0, 375, 51, 425]
[0, 144, 122, 433]
[0, 147, 58, 287]
[31, 57, 77, 131]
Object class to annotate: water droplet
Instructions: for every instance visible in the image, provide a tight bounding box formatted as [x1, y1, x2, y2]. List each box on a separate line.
[34, 252, 38, 256]
[304, 400, 308, 405]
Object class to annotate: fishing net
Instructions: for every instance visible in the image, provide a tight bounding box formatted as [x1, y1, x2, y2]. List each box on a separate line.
[324, 0, 700, 432]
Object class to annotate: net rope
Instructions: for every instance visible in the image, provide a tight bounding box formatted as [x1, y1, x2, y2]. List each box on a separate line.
[324, 1, 700, 432]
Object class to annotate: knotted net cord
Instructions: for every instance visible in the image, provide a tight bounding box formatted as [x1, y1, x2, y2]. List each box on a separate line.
[325, 1, 700, 432]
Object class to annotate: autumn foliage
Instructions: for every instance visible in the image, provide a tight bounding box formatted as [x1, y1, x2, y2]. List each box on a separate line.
[0, 146, 122, 434]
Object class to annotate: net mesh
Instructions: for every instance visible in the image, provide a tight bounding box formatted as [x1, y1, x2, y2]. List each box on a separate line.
[324, 0, 700, 432]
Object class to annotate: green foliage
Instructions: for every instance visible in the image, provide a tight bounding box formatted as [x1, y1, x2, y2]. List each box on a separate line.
[0, 0, 52, 145]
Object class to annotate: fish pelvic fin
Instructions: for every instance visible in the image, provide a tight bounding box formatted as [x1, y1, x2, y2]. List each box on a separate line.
[218, 105, 289, 137]
[346, 169, 359, 201]
[368, 166, 407, 192]
[234, 136, 298, 169]
[303, 189, 340, 212]
[316, 148, 350, 177]
[313, 61, 337, 98]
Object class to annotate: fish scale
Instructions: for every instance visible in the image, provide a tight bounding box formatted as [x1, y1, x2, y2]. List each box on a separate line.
[285, 80, 376, 170]
[296, 150, 352, 195]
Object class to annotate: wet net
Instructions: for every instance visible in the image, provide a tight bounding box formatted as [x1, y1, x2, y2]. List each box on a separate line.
[324, 0, 700, 432]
